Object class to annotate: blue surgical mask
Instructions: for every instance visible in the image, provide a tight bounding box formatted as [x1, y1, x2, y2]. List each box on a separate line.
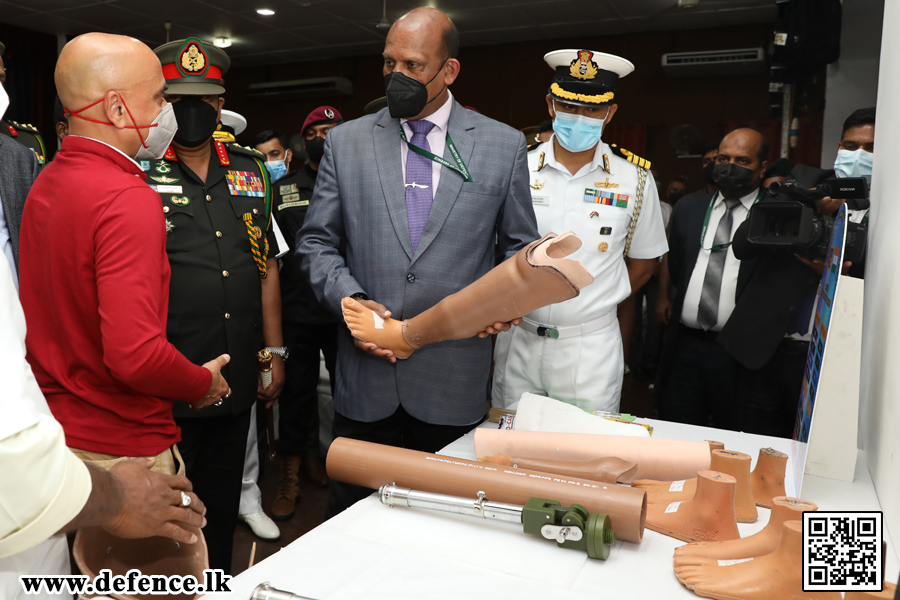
[265, 158, 288, 182]
[833, 148, 873, 186]
[552, 104, 608, 153]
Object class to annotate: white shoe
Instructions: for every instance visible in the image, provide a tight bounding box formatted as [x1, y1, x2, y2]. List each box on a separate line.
[240, 511, 281, 540]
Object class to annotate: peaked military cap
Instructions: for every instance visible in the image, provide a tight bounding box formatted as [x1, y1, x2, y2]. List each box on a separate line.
[544, 49, 634, 107]
[154, 37, 230, 95]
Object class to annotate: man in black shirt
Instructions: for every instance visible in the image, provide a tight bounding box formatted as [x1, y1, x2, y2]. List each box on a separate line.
[253, 105, 343, 520]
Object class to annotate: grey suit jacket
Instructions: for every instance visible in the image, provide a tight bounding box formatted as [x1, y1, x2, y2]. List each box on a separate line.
[298, 101, 538, 425]
[0, 134, 40, 272]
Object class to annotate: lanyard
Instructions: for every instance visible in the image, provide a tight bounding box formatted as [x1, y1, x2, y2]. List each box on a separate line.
[700, 189, 764, 251]
[400, 128, 473, 183]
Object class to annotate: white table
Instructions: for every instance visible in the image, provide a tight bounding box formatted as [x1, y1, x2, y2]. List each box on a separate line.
[225, 419, 898, 599]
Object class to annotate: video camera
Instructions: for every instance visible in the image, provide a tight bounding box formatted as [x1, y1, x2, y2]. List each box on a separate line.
[746, 177, 869, 264]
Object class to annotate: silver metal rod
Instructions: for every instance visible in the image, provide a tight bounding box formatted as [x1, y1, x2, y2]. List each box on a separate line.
[379, 484, 523, 524]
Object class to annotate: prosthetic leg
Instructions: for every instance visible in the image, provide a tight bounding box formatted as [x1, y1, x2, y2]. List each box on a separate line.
[478, 455, 639, 485]
[677, 521, 841, 600]
[674, 497, 817, 563]
[342, 232, 593, 359]
[750, 448, 788, 508]
[645, 471, 740, 543]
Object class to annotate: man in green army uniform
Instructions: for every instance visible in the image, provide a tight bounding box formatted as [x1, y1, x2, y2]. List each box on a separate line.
[151, 37, 286, 573]
[0, 41, 48, 168]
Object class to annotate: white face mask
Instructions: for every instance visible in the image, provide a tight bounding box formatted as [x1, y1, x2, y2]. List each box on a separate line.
[0, 84, 8, 122]
[833, 148, 873, 187]
[134, 103, 178, 161]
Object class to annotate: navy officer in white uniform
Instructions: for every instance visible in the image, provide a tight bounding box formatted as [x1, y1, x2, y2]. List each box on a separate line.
[493, 49, 669, 413]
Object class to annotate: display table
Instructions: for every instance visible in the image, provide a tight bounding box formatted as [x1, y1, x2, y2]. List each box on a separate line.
[226, 419, 898, 599]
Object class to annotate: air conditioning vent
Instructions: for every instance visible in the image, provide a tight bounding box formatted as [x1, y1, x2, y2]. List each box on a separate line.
[661, 48, 766, 78]
[246, 76, 353, 98]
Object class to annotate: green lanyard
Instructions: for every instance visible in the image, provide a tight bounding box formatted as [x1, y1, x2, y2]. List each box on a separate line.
[700, 189, 764, 251]
[400, 129, 473, 183]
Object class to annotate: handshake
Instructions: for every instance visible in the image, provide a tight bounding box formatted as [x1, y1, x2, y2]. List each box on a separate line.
[193, 354, 232, 411]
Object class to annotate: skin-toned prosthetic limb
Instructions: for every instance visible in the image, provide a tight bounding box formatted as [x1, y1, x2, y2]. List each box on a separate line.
[750, 448, 788, 508]
[474, 429, 714, 481]
[478, 455, 639, 484]
[638, 450, 758, 523]
[341, 231, 593, 359]
[645, 471, 740, 543]
[677, 521, 842, 600]
[326, 437, 647, 542]
[674, 497, 817, 563]
[73, 525, 209, 600]
[844, 581, 897, 599]
[633, 441, 725, 489]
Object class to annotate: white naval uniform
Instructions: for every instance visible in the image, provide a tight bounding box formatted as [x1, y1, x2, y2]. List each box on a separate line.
[492, 138, 669, 412]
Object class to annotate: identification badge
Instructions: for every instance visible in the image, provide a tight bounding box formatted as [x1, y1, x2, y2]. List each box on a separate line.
[532, 195, 550, 207]
[280, 183, 298, 195]
[278, 199, 309, 211]
[584, 188, 628, 208]
[226, 170, 265, 197]
[151, 185, 183, 194]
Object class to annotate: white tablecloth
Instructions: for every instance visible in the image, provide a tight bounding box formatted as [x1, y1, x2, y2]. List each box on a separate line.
[225, 419, 898, 599]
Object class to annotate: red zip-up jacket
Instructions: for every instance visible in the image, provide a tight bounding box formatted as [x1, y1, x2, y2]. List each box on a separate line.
[19, 136, 211, 456]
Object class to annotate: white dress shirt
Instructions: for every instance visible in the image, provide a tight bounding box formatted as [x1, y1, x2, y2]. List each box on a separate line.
[400, 92, 454, 200]
[680, 187, 760, 331]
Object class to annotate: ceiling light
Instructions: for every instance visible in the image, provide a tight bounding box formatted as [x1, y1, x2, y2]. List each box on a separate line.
[213, 37, 232, 48]
[256, 8, 275, 15]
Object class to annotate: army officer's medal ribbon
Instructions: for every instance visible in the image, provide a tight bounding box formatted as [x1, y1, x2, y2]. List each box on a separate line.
[226, 171, 266, 197]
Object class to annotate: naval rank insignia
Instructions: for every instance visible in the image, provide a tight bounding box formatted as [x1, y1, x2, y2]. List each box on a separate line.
[537, 151, 545, 171]
[584, 188, 628, 208]
[226, 170, 265, 197]
[570, 50, 599, 80]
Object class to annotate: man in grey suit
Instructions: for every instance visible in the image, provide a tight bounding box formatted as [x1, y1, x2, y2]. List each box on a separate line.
[298, 7, 538, 517]
[0, 83, 40, 288]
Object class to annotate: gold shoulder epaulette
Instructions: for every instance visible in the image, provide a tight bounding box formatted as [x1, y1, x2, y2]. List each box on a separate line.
[609, 143, 651, 170]
[225, 141, 265, 159]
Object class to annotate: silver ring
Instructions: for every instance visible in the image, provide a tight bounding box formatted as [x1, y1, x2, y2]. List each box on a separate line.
[225, 388, 232, 398]
[180, 491, 191, 507]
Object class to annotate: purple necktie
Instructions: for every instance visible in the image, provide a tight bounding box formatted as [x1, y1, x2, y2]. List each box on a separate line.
[405, 119, 436, 252]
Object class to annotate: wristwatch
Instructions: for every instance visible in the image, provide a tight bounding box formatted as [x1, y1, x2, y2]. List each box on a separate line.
[350, 292, 369, 301]
[266, 346, 289, 360]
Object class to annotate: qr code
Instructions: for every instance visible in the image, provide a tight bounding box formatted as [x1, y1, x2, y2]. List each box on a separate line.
[803, 511, 882, 592]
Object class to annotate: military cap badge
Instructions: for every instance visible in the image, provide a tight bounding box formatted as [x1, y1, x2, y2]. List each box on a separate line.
[570, 50, 599, 81]
[177, 38, 210, 77]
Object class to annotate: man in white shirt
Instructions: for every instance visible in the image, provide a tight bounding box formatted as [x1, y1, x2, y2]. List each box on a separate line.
[659, 128, 768, 430]
[492, 49, 668, 413]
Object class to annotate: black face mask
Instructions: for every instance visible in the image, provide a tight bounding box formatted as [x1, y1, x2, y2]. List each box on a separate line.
[383, 62, 446, 119]
[669, 192, 684, 204]
[712, 163, 757, 198]
[702, 161, 717, 184]
[172, 96, 219, 148]
[305, 135, 326, 165]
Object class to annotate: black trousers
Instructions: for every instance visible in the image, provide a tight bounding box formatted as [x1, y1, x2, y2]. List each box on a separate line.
[278, 321, 338, 455]
[631, 275, 663, 373]
[325, 405, 478, 519]
[735, 339, 809, 438]
[660, 325, 739, 430]
[176, 408, 252, 575]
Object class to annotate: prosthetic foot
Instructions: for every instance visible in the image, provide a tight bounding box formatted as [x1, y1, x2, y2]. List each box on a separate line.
[750, 448, 788, 508]
[341, 232, 593, 359]
[73, 525, 208, 600]
[639, 450, 758, 523]
[677, 520, 841, 600]
[479, 454, 639, 484]
[645, 470, 740, 543]
[674, 497, 817, 564]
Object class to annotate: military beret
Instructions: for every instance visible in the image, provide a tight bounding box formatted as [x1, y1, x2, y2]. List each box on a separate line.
[545, 49, 634, 107]
[302, 106, 343, 135]
[153, 37, 230, 96]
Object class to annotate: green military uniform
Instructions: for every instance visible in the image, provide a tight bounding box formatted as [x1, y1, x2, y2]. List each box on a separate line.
[1, 120, 47, 168]
[153, 37, 277, 574]
[148, 140, 274, 418]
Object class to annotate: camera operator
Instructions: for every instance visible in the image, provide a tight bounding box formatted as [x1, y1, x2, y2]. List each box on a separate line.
[717, 107, 874, 438]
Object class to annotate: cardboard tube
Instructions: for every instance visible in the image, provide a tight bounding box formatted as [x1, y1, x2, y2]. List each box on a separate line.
[474, 429, 712, 481]
[327, 438, 647, 543]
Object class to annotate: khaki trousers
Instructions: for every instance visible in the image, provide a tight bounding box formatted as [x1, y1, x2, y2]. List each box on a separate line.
[68, 445, 185, 476]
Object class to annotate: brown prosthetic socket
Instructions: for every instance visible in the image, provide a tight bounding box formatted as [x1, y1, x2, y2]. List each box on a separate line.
[479, 454, 639, 485]
[73, 525, 208, 600]
[401, 231, 593, 349]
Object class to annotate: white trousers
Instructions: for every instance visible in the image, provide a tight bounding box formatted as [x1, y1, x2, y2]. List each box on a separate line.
[0, 534, 71, 600]
[239, 403, 264, 516]
[492, 318, 624, 413]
